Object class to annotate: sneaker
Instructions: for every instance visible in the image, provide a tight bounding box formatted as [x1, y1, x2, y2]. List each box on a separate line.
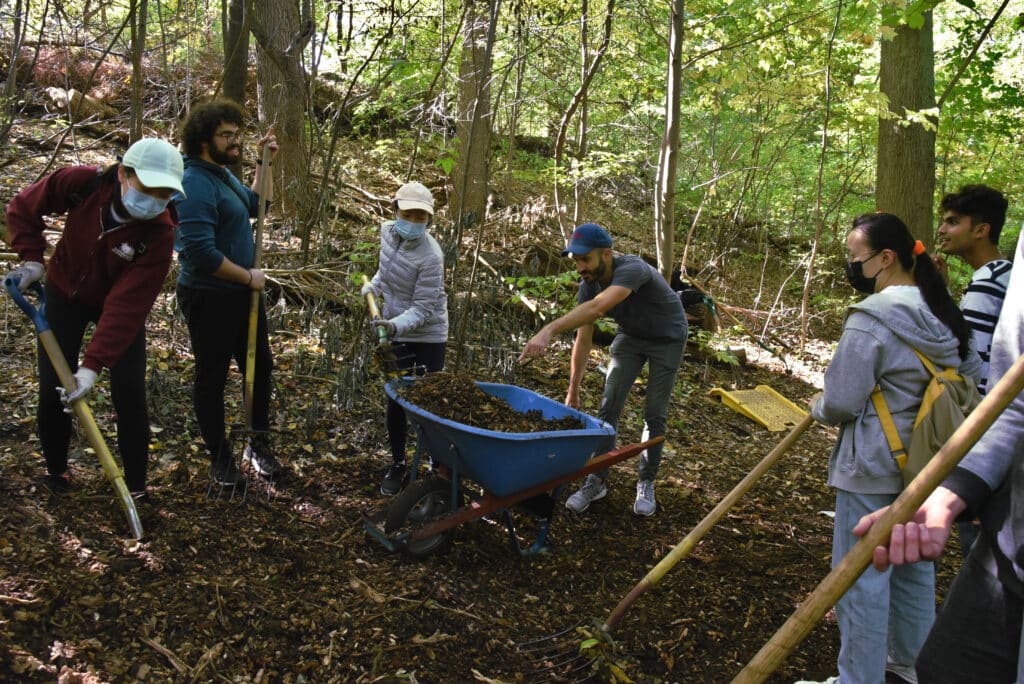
[243, 437, 283, 479]
[380, 463, 408, 496]
[40, 473, 71, 494]
[885, 657, 917, 684]
[566, 474, 607, 513]
[634, 480, 656, 516]
[209, 453, 245, 487]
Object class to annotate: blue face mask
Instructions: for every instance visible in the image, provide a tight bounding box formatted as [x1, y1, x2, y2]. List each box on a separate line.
[394, 217, 427, 240]
[123, 185, 171, 220]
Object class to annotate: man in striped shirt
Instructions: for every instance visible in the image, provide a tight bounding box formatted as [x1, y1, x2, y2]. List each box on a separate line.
[935, 184, 1011, 556]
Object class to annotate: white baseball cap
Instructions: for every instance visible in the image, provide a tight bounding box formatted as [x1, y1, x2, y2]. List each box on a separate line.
[394, 181, 434, 215]
[122, 138, 185, 196]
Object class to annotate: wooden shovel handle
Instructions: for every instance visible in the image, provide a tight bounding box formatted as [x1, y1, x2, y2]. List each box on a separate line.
[732, 353, 1024, 683]
[603, 413, 813, 632]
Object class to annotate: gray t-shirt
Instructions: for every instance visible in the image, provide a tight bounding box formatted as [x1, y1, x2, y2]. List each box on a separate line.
[578, 255, 687, 341]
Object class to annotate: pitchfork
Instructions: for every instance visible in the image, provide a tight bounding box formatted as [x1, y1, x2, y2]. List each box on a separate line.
[518, 413, 814, 680]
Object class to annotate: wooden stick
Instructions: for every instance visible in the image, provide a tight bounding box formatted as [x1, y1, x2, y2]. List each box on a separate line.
[732, 353, 1024, 683]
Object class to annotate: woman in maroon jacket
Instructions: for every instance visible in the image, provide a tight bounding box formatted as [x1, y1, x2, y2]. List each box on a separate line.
[5, 138, 184, 499]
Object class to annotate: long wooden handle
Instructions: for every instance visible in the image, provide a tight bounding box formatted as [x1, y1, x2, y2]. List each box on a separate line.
[244, 144, 272, 430]
[39, 330, 143, 540]
[732, 354, 1024, 683]
[361, 275, 388, 346]
[603, 413, 813, 632]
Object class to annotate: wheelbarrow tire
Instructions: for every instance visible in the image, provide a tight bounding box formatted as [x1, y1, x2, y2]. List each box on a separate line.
[384, 475, 461, 558]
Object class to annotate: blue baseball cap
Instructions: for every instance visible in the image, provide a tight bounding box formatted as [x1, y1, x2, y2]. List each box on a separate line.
[562, 223, 613, 256]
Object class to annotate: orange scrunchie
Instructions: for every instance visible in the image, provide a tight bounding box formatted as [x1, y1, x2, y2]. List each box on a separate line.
[912, 239, 926, 256]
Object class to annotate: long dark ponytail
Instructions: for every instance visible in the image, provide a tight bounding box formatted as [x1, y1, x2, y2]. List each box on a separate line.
[851, 213, 972, 359]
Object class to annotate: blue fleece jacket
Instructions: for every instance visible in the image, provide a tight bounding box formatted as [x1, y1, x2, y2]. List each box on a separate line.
[812, 285, 982, 495]
[174, 158, 259, 291]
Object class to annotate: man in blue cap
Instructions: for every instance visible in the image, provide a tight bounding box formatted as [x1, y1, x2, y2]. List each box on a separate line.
[519, 223, 687, 516]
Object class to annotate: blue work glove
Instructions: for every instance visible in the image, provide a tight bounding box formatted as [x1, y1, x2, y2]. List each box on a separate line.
[57, 368, 98, 413]
[360, 281, 381, 298]
[370, 319, 396, 338]
[6, 261, 45, 291]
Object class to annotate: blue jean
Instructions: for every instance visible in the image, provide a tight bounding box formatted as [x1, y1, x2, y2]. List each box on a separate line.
[594, 333, 684, 483]
[833, 489, 935, 684]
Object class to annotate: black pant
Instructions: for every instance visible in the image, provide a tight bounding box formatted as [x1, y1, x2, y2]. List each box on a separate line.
[38, 284, 150, 491]
[176, 284, 273, 459]
[387, 341, 446, 463]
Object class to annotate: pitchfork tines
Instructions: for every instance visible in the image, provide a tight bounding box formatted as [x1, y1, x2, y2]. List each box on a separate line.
[517, 619, 616, 681]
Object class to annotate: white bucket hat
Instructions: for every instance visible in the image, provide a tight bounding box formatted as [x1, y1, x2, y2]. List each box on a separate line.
[122, 138, 185, 196]
[394, 181, 434, 215]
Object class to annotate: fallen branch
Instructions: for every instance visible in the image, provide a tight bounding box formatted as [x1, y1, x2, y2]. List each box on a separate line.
[140, 636, 191, 675]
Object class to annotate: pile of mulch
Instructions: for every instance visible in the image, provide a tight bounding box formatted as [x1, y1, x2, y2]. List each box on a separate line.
[396, 372, 586, 432]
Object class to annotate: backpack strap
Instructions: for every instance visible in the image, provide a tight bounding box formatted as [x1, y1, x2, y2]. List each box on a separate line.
[871, 385, 907, 469]
[910, 348, 964, 430]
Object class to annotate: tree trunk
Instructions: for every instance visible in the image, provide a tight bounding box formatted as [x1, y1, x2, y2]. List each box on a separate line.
[653, 0, 684, 280]
[129, 0, 148, 143]
[247, 0, 314, 249]
[451, 0, 500, 234]
[1, 0, 26, 148]
[222, 0, 249, 106]
[876, 13, 936, 246]
[572, 0, 589, 226]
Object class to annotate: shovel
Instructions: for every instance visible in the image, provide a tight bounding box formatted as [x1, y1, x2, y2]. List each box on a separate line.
[520, 411, 814, 677]
[732, 353, 1024, 683]
[361, 274, 400, 377]
[243, 143, 272, 437]
[4, 278, 143, 540]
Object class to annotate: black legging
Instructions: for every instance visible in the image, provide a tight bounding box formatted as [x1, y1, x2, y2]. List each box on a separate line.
[387, 341, 446, 464]
[38, 284, 151, 491]
[176, 284, 273, 460]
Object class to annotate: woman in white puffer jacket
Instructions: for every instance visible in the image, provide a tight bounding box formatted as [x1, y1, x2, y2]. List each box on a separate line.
[361, 182, 448, 495]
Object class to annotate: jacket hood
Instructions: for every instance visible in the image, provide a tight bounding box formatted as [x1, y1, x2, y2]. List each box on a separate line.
[849, 285, 963, 368]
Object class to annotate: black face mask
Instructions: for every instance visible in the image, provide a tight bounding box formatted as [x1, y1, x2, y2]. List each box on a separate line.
[845, 252, 882, 294]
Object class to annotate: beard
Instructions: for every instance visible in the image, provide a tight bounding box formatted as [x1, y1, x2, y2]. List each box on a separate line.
[209, 143, 241, 165]
[579, 259, 606, 282]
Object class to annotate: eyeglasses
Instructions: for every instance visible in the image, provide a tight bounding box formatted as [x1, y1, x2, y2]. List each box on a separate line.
[214, 130, 241, 142]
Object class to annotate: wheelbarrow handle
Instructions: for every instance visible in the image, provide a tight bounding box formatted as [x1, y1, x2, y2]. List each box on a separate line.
[4, 276, 143, 540]
[3, 277, 48, 331]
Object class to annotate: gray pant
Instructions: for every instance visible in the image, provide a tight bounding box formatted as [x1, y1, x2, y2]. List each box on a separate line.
[595, 332, 684, 483]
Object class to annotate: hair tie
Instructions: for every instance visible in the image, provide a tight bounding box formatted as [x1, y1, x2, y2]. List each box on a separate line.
[912, 239, 926, 256]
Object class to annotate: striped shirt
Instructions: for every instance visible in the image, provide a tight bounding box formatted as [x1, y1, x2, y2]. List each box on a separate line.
[962, 258, 1012, 393]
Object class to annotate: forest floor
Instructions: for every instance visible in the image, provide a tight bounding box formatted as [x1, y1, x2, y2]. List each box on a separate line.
[0, 125, 964, 683]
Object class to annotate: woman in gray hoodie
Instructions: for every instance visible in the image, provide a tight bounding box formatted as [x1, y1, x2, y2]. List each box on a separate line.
[811, 213, 981, 684]
[361, 182, 448, 496]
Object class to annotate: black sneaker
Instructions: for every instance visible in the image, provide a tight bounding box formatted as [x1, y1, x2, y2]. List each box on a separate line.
[209, 454, 245, 487]
[380, 463, 408, 496]
[243, 437, 283, 479]
[40, 473, 71, 494]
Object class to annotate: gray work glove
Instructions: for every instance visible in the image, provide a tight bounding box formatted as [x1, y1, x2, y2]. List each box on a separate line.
[370, 319, 396, 338]
[57, 368, 98, 412]
[360, 281, 381, 298]
[6, 261, 45, 291]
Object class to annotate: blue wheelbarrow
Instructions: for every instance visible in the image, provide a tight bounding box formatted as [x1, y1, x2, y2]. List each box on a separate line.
[363, 378, 662, 558]
[4, 278, 143, 539]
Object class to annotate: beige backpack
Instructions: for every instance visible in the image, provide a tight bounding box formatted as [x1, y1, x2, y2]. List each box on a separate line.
[871, 347, 982, 487]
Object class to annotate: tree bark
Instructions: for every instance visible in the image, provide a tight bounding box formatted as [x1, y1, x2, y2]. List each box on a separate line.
[876, 13, 936, 246]
[451, 0, 500, 234]
[653, 0, 684, 281]
[247, 0, 314, 247]
[222, 0, 249, 106]
[129, 0, 148, 143]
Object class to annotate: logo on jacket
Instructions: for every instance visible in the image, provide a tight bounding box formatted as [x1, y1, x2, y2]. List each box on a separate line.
[112, 242, 136, 261]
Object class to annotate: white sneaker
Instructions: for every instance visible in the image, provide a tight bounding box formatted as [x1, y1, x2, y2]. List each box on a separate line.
[885, 657, 918, 684]
[566, 474, 607, 513]
[634, 480, 656, 516]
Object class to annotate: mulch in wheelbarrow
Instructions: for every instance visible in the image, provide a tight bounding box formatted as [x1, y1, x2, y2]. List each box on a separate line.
[396, 371, 585, 432]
